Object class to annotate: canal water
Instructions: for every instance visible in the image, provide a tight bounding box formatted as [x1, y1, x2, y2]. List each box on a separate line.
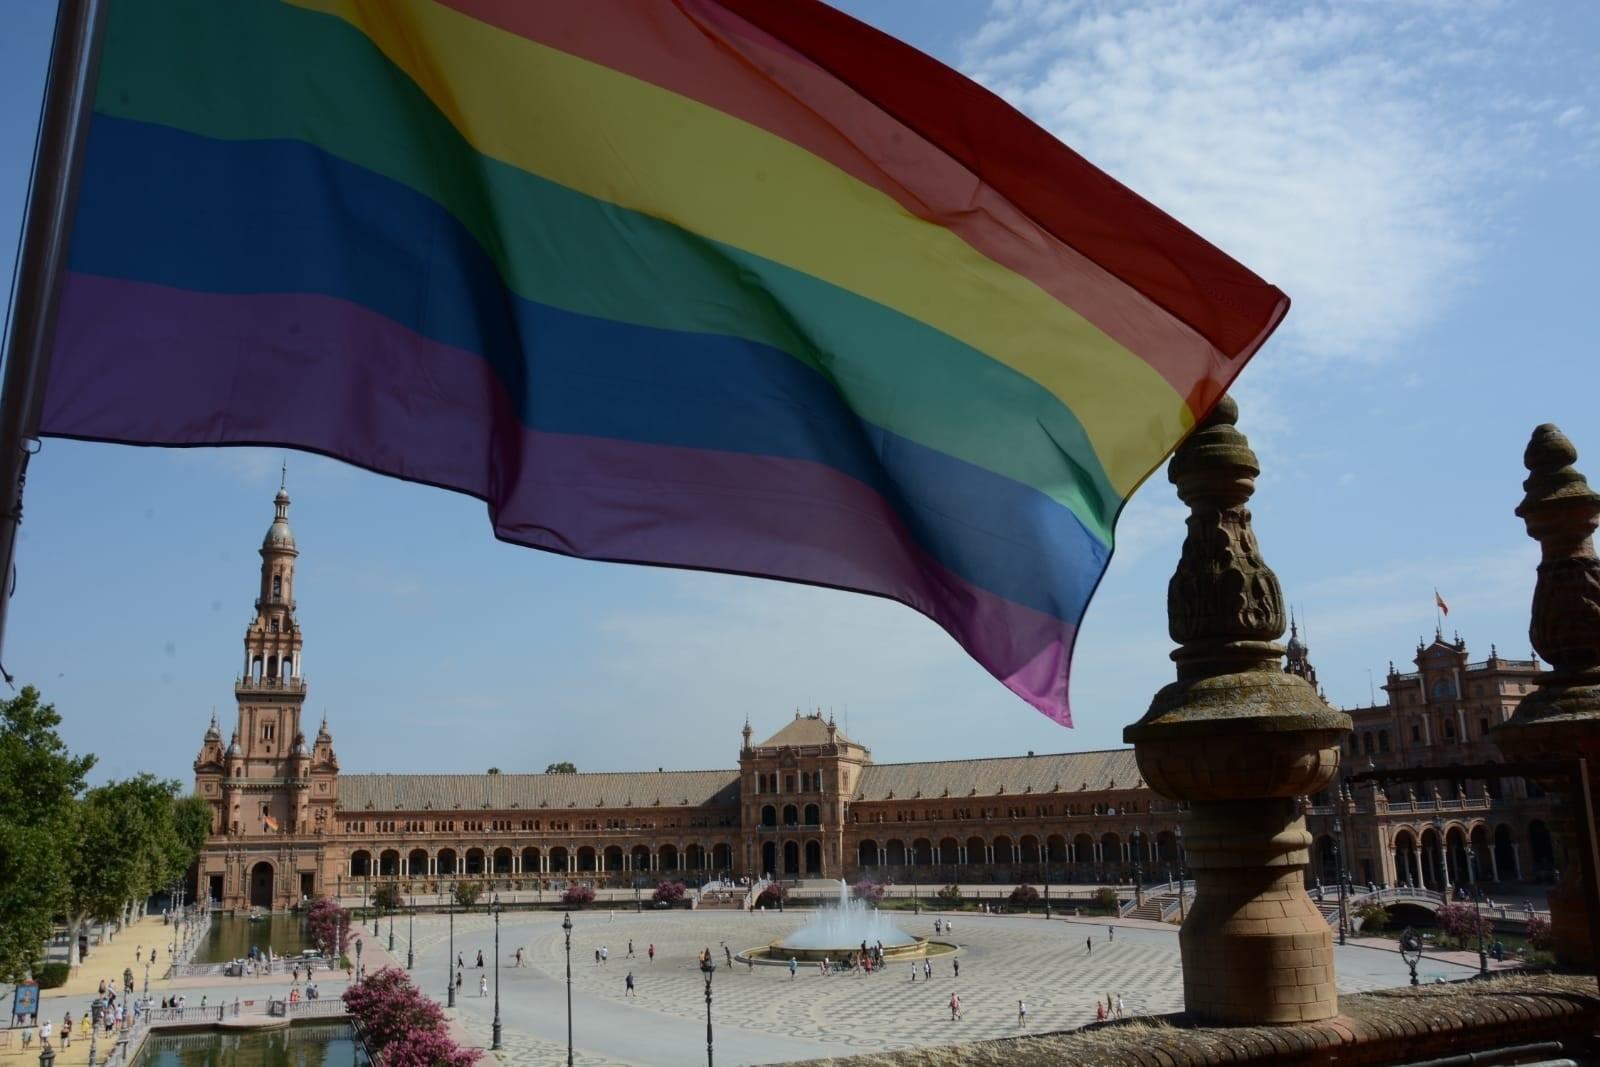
[134, 1023, 368, 1066]
[192, 916, 316, 964]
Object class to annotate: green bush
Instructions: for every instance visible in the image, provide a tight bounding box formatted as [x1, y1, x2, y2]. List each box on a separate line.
[1093, 887, 1120, 911]
[935, 884, 963, 904]
[1354, 902, 1387, 934]
[38, 963, 70, 989]
[1009, 884, 1040, 907]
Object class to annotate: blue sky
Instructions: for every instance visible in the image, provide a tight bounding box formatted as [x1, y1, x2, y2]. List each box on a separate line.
[2, 1, 1597, 786]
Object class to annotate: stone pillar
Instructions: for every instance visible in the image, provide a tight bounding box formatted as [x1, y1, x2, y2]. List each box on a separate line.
[1124, 397, 1350, 1025]
[1493, 424, 1600, 968]
[1512, 845, 1522, 881]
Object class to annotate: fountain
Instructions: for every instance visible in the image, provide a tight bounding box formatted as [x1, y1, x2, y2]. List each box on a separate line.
[743, 881, 955, 964]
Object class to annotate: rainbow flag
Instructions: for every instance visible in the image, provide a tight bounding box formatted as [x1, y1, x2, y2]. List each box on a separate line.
[41, 0, 1287, 723]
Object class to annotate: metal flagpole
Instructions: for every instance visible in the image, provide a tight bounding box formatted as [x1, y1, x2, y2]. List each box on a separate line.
[0, 0, 108, 667]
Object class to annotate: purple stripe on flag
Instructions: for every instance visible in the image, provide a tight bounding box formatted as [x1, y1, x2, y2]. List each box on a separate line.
[45, 273, 1073, 719]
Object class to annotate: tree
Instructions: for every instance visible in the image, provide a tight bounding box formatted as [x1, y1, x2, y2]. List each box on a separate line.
[652, 880, 687, 904]
[1437, 902, 1493, 949]
[1526, 914, 1552, 951]
[453, 881, 483, 909]
[486, 767, 501, 775]
[307, 897, 351, 958]
[562, 884, 595, 906]
[853, 879, 884, 903]
[0, 687, 94, 982]
[1009, 884, 1040, 907]
[544, 762, 577, 774]
[344, 968, 480, 1066]
[63, 784, 151, 965]
[1354, 901, 1388, 935]
[373, 883, 402, 911]
[754, 883, 787, 908]
[935, 884, 963, 905]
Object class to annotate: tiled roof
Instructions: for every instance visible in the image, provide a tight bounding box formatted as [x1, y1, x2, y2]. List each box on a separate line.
[755, 713, 861, 750]
[339, 770, 739, 813]
[854, 749, 1142, 801]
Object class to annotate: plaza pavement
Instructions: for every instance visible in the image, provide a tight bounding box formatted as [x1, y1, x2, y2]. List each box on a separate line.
[6, 908, 1497, 1066]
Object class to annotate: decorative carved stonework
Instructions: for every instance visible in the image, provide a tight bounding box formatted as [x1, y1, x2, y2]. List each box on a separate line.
[1126, 396, 1351, 1025]
[1495, 423, 1600, 966]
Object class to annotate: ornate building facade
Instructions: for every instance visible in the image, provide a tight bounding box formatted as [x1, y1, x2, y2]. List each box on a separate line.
[193, 489, 1559, 910]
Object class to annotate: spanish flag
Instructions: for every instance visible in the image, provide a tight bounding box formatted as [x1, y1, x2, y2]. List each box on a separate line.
[1435, 590, 1450, 617]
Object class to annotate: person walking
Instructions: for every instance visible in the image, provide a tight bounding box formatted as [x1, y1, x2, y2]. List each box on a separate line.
[1116, 994, 1126, 1019]
[1017, 999, 1027, 1027]
[594, 948, 601, 965]
[39, 1020, 51, 1050]
[457, 952, 464, 970]
[625, 971, 636, 997]
[949, 992, 961, 1021]
[515, 947, 524, 967]
[953, 958, 960, 978]
[479, 974, 488, 997]
[1096, 1001, 1107, 1022]
[61, 1013, 72, 1049]
[602, 945, 609, 964]
[476, 949, 485, 969]
[724, 944, 733, 968]
[1109, 925, 1115, 942]
[648, 943, 655, 963]
[628, 939, 634, 958]
[923, 959, 932, 981]
[788, 957, 797, 981]
[1086, 935, 1092, 955]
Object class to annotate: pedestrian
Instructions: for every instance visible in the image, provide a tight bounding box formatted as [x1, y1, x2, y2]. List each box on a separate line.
[602, 945, 609, 964]
[516, 947, 525, 967]
[61, 1013, 72, 1048]
[724, 944, 732, 968]
[1018, 999, 1027, 1027]
[1106, 992, 1113, 1015]
[1096, 1002, 1107, 1022]
[456, 968, 463, 990]
[628, 939, 634, 958]
[39, 1020, 51, 1049]
[648, 943, 655, 963]
[1086, 936, 1092, 955]
[946, 918, 953, 934]
[924, 959, 932, 981]
[789, 957, 797, 980]
[595, 948, 601, 965]
[457, 952, 464, 970]
[909, 962, 916, 982]
[476, 949, 484, 968]
[1116, 993, 1126, 1018]
[625, 971, 636, 997]
[150, 948, 157, 966]
[479, 974, 488, 997]
[950, 992, 961, 1021]
[953, 958, 960, 978]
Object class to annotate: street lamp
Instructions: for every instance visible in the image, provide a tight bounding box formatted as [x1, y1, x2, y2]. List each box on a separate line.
[355, 937, 363, 982]
[1465, 844, 1487, 977]
[446, 896, 456, 1008]
[563, 913, 574, 1067]
[407, 891, 415, 971]
[1333, 816, 1347, 946]
[388, 897, 395, 953]
[491, 894, 502, 1050]
[1432, 815, 1449, 898]
[1175, 824, 1186, 923]
[701, 953, 717, 1067]
[1132, 832, 1144, 908]
[1399, 926, 1422, 986]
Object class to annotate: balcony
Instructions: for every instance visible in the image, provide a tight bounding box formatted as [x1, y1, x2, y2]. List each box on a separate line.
[236, 676, 306, 692]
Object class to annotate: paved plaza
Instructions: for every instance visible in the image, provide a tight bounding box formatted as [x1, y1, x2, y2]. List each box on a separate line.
[12, 908, 1482, 1066]
[401, 909, 1477, 1066]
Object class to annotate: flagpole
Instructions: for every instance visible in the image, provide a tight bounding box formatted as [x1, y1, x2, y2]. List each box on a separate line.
[0, 0, 108, 671]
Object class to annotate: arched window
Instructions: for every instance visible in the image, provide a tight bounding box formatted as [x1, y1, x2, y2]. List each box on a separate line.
[272, 574, 282, 598]
[1378, 730, 1390, 753]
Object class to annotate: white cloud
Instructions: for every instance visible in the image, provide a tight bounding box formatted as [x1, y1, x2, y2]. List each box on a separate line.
[958, 0, 1570, 363]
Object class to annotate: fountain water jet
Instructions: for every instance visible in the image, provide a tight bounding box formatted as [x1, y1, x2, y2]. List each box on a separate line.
[741, 881, 955, 965]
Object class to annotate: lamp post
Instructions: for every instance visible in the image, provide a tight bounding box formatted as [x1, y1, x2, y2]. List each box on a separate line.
[1466, 845, 1487, 977]
[407, 891, 415, 971]
[1132, 832, 1144, 908]
[355, 937, 363, 982]
[1432, 815, 1448, 898]
[701, 954, 716, 1067]
[446, 896, 456, 1008]
[563, 913, 574, 1067]
[491, 894, 502, 1050]
[1333, 815, 1347, 946]
[1399, 926, 1422, 986]
[388, 898, 395, 953]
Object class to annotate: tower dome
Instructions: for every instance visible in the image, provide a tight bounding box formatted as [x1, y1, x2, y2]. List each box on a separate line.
[226, 731, 242, 757]
[263, 486, 296, 550]
[205, 713, 221, 742]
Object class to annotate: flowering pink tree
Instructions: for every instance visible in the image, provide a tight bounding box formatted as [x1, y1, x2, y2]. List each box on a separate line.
[1009, 884, 1040, 907]
[343, 967, 481, 1063]
[1526, 914, 1552, 951]
[652, 881, 687, 904]
[382, 1026, 482, 1067]
[1437, 903, 1493, 949]
[306, 897, 350, 958]
[562, 884, 596, 906]
[754, 883, 787, 908]
[853, 879, 885, 903]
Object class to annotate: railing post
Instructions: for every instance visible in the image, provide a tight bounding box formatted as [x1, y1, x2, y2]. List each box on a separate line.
[1124, 397, 1351, 1025]
[1493, 424, 1600, 968]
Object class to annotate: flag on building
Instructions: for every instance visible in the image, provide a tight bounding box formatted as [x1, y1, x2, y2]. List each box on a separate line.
[38, 0, 1288, 724]
[1436, 590, 1450, 617]
[263, 815, 279, 832]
